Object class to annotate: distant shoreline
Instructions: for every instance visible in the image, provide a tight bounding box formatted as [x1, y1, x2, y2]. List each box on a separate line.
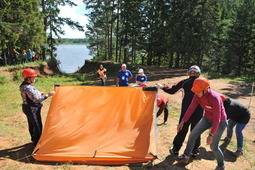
[59, 43, 89, 45]
[59, 38, 90, 45]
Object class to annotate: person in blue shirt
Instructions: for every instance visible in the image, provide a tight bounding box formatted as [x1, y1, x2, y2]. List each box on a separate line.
[136, 69, 147, 85]
[116, 64, 133, 87]
[133, 68, 148, 87]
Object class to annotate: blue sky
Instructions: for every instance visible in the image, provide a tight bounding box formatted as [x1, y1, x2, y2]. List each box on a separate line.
[59, 0, 88, 38]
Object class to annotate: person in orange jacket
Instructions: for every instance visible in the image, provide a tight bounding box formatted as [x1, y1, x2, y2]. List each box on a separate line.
[97, 64, 107, 86]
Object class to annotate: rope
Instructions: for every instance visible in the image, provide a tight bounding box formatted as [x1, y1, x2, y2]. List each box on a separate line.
[16, 148, 39, 161]
[16, 152, 35, 161]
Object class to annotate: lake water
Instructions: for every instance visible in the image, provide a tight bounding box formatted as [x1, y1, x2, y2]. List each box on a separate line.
[56, 45, 93, 73]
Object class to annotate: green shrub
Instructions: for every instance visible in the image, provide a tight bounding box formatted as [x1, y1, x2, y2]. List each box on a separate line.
[13, 71, 22, 81]
[47, 57, 61, 74]
[0, 75, 8, 84]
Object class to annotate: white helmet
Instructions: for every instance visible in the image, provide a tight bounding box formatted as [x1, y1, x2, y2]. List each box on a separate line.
[188, 65, 201, 74]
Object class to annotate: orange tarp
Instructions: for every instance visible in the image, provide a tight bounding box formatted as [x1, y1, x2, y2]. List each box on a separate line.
[32, 85, 158, 165]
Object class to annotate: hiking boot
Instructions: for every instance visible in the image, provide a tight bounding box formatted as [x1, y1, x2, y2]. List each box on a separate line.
[220, 137, 231, 144]
[233, 149, 243, 157]
[169, 148, 179, 155]
[175, 154, 189, 163]
[215, 165, 225, 170]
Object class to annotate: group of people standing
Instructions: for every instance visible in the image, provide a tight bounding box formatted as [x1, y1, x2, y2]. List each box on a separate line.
[20, 63, 251, 170]
[97, 63, 148, 87]
[156, 65, 251, 170]
[13, 49, 41, 64]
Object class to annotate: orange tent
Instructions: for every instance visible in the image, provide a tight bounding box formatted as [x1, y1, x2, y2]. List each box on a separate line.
[32, 85, 158, 165]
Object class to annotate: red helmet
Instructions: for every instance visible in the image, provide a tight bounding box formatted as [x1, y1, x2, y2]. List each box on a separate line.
[157, 97, 162, 107]
[191, 78, 210, 93]
[140, 83, 149, 87]
[22, 68, 37, 78]
[220, 94, 226, 101]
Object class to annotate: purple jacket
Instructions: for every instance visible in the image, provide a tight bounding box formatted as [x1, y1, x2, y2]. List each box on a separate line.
[182, 89, 227, 135]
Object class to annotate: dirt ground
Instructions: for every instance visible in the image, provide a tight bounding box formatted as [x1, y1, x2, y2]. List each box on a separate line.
[0, 67, 255, 170]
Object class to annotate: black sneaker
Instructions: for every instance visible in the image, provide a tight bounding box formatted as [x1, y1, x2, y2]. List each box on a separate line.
[191, 152, 198, 158]
[215, 165, 225, 170]
[233, 149, 243, 157]
[175, 154, 189, 163]
[191, 149, 199, 158]
[170, 148, 179, 155]
[222, 137, 231, 144]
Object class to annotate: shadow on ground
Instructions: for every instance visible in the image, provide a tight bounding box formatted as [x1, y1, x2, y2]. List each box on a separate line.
[0, 143, 35, 163]
[0, 142, 239, 169]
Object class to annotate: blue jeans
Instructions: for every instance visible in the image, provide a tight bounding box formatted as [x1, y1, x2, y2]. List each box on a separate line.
[227, 119, 246, 150]
[184, 116, 227, 167]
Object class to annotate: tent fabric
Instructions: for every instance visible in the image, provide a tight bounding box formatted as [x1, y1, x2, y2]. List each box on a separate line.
[32, 85, 158, 165]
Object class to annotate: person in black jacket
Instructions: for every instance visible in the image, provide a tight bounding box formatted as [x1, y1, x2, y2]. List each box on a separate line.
[156, 65, 203, 157]
[220, 95, 251, 157]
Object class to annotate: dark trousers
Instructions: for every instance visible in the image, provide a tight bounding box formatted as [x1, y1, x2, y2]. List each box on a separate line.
[22, 104, 42, 145]
[100, 78, 106, 86]
[156, 102, 169, 123]
[163, 103, 169, 122]
[172, 116, 201, 153]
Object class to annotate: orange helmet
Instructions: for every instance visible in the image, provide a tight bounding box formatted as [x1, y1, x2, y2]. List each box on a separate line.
[140, 83, 148, 87]
[22, 68, 37, 78]
[220, 94, 226, 101]
[157, 97, 162, 107]
[191, 78, 210, 93]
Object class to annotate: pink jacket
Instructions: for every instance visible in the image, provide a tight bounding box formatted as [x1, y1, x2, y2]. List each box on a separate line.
[182, 89, 227, 135]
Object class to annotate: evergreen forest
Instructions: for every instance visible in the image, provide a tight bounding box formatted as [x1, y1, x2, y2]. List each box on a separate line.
[1, 0, 255, 76]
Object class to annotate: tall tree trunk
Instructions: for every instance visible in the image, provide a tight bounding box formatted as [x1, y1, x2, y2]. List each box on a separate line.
[42, 0, 47, 60]
[168, 53, 173, 68]
[115, 0, 120, 62]
[105, 33, 108, 60]
[123, 27, 128, 63]
[175, 52, 180, 68]
[108, 0, 114, 61]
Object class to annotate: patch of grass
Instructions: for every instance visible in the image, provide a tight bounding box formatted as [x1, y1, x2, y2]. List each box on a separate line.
[60, 163, 73, 169]
[169, 104, 180, 119]
[0, 82, 21, 118]
[0, 75, 8, 84]
[0, 120, 25, 138]
[0, 72, 97, 147]
[12, 71, 22, 81]
[205, 72, 255, 84]
[0, 61, 46, 71]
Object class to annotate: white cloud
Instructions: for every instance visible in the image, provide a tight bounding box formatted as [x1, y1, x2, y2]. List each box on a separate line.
[58, 0, 88, 38]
